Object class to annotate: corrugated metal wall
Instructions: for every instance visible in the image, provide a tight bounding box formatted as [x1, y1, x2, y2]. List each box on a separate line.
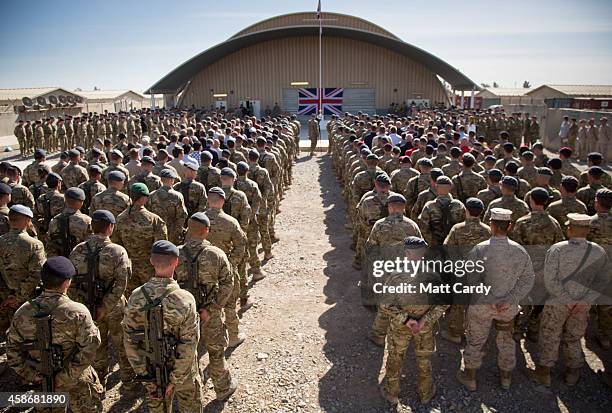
[282, 89, 298, 113]
[180, 36, 447, 112]
[343, 88, 375, 114]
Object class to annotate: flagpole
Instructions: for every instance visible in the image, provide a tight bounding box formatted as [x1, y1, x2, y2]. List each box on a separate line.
[317, 0, 322, 153]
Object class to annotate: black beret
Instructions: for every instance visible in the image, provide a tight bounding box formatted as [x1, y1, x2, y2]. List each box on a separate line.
[387, 194, 406, 204]
[88, 164, 103, 174]
[366, 153, 379, 161]
[237, 161, 249, 172]
[537, 167, 553, 176]
[208, 186, 226, 199]
[559, 147, 573, 156]
[45, 172, 62, 186]
[249, 149, 260, 158]
[487, 168, 503, 178]
[375, 173, 391, 185]
[91, 209, 116, 224]
[465, 197, 484, 210]
[501, 176, 519, 188]
[220, 167, 236, 178]
[430, 168, 444, 181]
[108, 171, 126, 182]
[68, 149, 80, 157]
[190, 212, 210, 227]
[503, 142, 515, 150]
[587, 152, 603, 162]
[596, 188, 612, 202]
[9, 204, 33, 218]
[65, 187, 86, 201]
[404, 236, 428, 250]
[505, 161, 519, 174]
[160, 168, 178, 179]
[436, 176, 452, 185]
[42, 256, 76, 280]
[151, 240, 179, 257]
[530, 187, 550, 203]
[588, 166, 604, 178]
[521, 151, 534, 160]
[34, 149, 46, 158]
[418, 158, 433, 167]
[0, 182, 11, 195]
[548, 158, 562, 169]
[141, 156, 155, 165]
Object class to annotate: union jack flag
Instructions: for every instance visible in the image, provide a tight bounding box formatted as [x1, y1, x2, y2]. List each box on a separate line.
[297, 88, 343, 116]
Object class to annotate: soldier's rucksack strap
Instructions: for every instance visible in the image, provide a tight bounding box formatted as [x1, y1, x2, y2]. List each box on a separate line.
[141, 284, 180, 311]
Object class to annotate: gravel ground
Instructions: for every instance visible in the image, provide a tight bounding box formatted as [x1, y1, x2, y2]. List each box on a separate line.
[1, 154, 611, 412]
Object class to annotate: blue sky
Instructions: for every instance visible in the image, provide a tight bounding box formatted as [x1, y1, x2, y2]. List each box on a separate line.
[1, 0, 611, 92]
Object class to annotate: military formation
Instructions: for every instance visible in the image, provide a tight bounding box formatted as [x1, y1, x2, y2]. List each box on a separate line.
[1, 109, 300, 411]
[328, 109, 611, 405]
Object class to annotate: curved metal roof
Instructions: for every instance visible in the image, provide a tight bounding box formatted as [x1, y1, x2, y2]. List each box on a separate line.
[145, 25, 477, 94]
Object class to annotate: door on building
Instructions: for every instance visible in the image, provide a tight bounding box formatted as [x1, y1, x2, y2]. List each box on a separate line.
[239, 100, 261, 118]
[215, 100, 227, 111]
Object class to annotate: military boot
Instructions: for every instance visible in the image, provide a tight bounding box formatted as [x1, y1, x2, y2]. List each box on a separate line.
[251, 268, 266, 282]
[526, 365, 551, 386]
[379, 385, 399, 405]
[500, 370, 512, 389]
[456, 368, 477, 391]
[420, 383, 436, 404]
[564, 368, 581, 386]
[228, 332, 246, 348]
[216, 377, 238, 401]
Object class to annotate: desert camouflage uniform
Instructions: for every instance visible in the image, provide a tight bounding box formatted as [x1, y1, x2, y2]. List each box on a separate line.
[588, 212, 612, 344]
[356, 191, 396, 264]
[451, 170, 487, 203]
[248, 164, 274, 255]
[560, 158, 581, 179]
[579, 170, 612, 189]
[147, 186, 188, 244]
[405, 173, 431, 209]
[47, 208, 92, 257]
[173, 179, 207, 217]
[69, 234, 134, 385]
[8, 182, 35, 210]
[175, 238, 234, 397]
[78, 179, 106, 214]
[235, 174, 263, 280]
[524, 185, 561, 207]
[123, 277, 203, 413]
[577, 183, 605, 215]
[483, 195, 529, 224]
[114, 205, 167, 293]
[23, 161, 46, 187]
[127, 171, 161, 194]
[477, 186, 502, 210]
[0, 206, 9, 236]
[411, 187, 437, 221]
[90, 187, 131, 219]
[442, 160, 463, 178]
[7, 291, 103, 412]
[196, 164, 221, 190]
[546, 196, 588, 235]
[417, 195, 466, 247]
[390, 167, 419, 194]
[34, 189, 65, 235]
[101, 163, 130, 186]
[60, 162, 89, 190]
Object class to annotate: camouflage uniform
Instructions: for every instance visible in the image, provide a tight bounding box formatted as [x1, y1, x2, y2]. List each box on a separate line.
[411, 187, 437, 221]
[477, 186, 502, 210]
[69, 234, 134, 384]
[101, 163, 130, 186]
[23, 161, 46, 187]
[47, 208, 92, 257]
[235, 174, 263, 278]
[356, 191, 396, 264]
[196, 164, 221, 190]
[417, 196, 466, 247]
[8, 182, 35, 210]
[123, 277, 203, 413]
[147, 186, 188, 244]
[90, 187, 131, 219]
[77, 179, 106, 214]
[173, 179, 207, 217]
[577, 183, 605, 215]
[248, 164, 275, 255]
[524, 186, 561, 207]
[34, 189, 65, 235]
[483, 195, 529, 224]
[405, 173, 431, 209]
[175, 238, 234, 397]
[390, 167, 419, 194]
[451, 170, 487, 203]
[7, 291, 104, 413]
[0, 205, 9, 236]
[127, 171, 162, 194]
[441, 160, 463, 178]
[114, 205, 168, 293]
[588, 212, 612, 344]
[60, 162, 89, 190]
[546, 196, 587, 235]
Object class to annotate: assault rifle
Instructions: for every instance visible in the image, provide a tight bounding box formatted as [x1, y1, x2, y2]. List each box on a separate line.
[20, 314, 64, 392]
[71, 244, 105, 317]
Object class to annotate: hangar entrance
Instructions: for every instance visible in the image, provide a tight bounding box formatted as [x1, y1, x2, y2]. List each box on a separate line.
[282, 88, 376, 116]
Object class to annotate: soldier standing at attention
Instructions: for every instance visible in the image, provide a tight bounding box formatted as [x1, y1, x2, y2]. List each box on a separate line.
[69, 209, 136, 391]
[61, 149, 89, 190]
[147, 169, 188, 245]
[175, 213, 238, 401]
[477, 168, 503, 210]
[546, 176, 587, 236]
[206, 187, 248, 348]
[173, 161, 208, 218]
[0, 183, 11, 236]
[90, 171, 131, 219]
[7, 256, 104, 412]
[451, 154, 487, 203]
[114, 183, 167, 294]
[196, 151, 221, 190]
[483, 176, 530, 224]
[14, 120, 26, 158]
[528, 214, 607, 387]
[78, 165, 106, 214]
[0, 205, 46, 330]
[23, 149, 47, 187]
[441, 198, 491, 344]
[379, 236, 448, 405]
[247, 149, 275, 261]
[457, 208, 534, 391]
[127, 156, 162, 194]
[6, 165, 35, 210]
[308, 114, 320, 156]
[47, 188, 92, 257]
[34, 172, 65, 237]
[123, 240, 204, 412]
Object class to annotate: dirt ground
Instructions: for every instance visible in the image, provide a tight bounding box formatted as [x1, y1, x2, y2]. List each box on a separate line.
[1, 154, 611, 412]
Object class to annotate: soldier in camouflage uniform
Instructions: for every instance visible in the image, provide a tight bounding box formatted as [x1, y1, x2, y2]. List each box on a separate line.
[390, 156, 419, 194]
[578, 152, 612, 189]
[528, 214, 608, 387]
[152, 149, 180, 181]
[14, 120, 26, 158]
[247, 149, 275, 261]
[101, 149, 130, 186]
[588, 189, 612, 349]
[52, 152, 68, 175]
[7, 256, 104, 412]
[196, 151, 221, 190]
[127, 156, 162, 195]
[115, 183, 167, 294]
[61, 149, 89, 190]
[0, 183, 10, 236]
[175, 213, 238, 401]
[147, 169, 188, 244]
[34, 172, 64, 237]
[418, 176, 466, 247]
[23, 149, 48, 187]
[78, 165, 106, 214]
[29, 164, 50, 202]
[457, 208, 535, 391]
[33, 120, 44, 150]
[546, 176, 587, 235]
[451, 153, 487, 203]
[90, 171, 131, 219]
[380, 237, 448, 405]
[441, 147, 463, 178]
[559, 147, 581, 179]
[68, 210, 135, 390]
[577, 166, 606, 215]
[410, 168, 444, 221]
[24, 120, 34, 155]
[477, 168, 503, 209]
[173, 161, 207, 219]
[517, 151, 538, 187]
[524, 167, 561, 207]
[483, 177, 530, 224]
[405, 158, 434, 212]
[442, 198, 491, 344]
[47, 188, 92, 257]
[0, 205, 46, 331]
[123, 241, 204, 412]
[205, 187, 248, 348]
[6, 165, 35, 210]
[365, 194, 422, 347]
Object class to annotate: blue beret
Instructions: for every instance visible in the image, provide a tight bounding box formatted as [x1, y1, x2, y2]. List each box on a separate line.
[107, 171, 126, 182]
[486, 168, 503, 178]
[0, 182, 12, 195]
[501, 176, 519, 188]
[91, 209, 116, 224]
[141, 156, 155, 165]
[375, 173, 391, 185]
[34, 149, 46, 158]
[465, 197, 484, 210]
[387, 194, 406, 204]
[237, 161, 249, 172]
[248, 149, 260, 158]
[65, 187, 86, 201]
[9, 204, 33, 218]
[201, 151, 213, 161]
[160, 168, 177, 179]
[42, 256, 76, 280]
[404, 236, 428, 250]
[208, 186, 226, 199]
[190, 212, 210, 227]
[220, 167, 236, 178]
[530, 187, 550, 202]
[151, 240, 179, 257]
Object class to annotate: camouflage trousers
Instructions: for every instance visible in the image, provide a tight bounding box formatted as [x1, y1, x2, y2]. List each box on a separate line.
[223, 271, 241, 341]
[598, 305, 612, 339]
[40, 366, 104, 413]
[383, 313, 435, 400]
[146, 374, 203, 413]
[237, 258, 249, 301]
[447, 305, 465, 337]
[93, 297, 135, 385]
[268, 202, 277, 238]
[463, 304, 519, 371]
[538, 304, 589, 369]
[309, 138, 317, 153]
[202, 307, 232, 396]
[256, 212, 272, 254]
[371, 305, 392, 341]
[247, 220, 262, 269]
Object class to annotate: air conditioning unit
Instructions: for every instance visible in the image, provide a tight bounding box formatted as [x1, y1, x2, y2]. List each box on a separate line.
[66, 96, 75, 105]
[75, 96, 83, 104]
[48, 95, 58, 105]
[14, 105, 26, 113]
[22, 97, 33, 107]
[36, 96, 47, 106]
[58, 95, 67, 105]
